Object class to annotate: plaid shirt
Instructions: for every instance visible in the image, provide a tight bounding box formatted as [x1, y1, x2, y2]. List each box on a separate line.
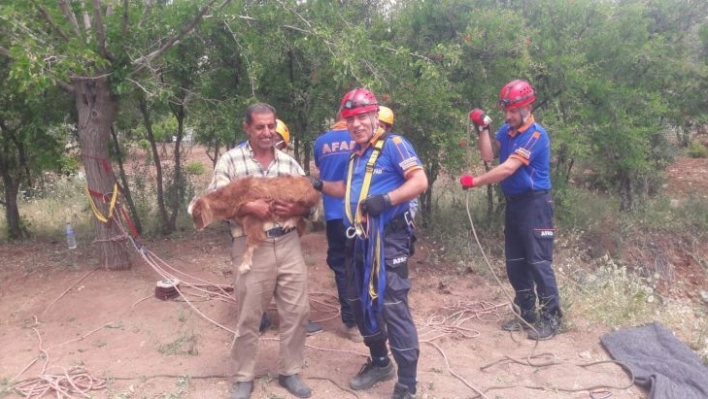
[206, 142, 306, 237]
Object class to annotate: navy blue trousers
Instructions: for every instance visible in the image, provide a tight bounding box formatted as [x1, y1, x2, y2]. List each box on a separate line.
[345, 220, 419, 390]
[325, 219, 355, 327]
[504, 192, 562, 322]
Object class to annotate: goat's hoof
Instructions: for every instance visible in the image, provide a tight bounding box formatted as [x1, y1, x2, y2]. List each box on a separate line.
[238, 264, 251, 274]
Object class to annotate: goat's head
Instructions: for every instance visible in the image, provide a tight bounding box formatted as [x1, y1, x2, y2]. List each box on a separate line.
[188, 197, 213, 230]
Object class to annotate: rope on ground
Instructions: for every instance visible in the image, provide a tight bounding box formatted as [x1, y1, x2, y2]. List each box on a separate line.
[463, 190, 636, 396]
[307, 376, 360, 398]
[309, 293, 342, 323]
[10, 318, 111, 399]
[41, 266, 101, 315]
[12, 366, 106, 399]
[107, 372, 360, 398]
[416, 313, 482, 342]
[422, 340, 490, 399]
[474, 358, 635, 398]
[259, 336, 370, 357]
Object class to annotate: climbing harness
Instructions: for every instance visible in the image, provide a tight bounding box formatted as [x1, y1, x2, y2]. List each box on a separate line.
[344, 130, 389, 333]
[344, 130, 388, 239]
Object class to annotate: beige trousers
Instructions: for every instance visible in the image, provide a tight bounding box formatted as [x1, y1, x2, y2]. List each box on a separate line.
[230, 230, 310, 381]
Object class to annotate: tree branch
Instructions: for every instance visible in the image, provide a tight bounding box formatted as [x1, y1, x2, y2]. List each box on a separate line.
[57, 79, 75, 93]
[58, 0, 83, 39]
[93, 0, 107, 57]
[121, 0, 129, 37]
[33, 2, 71, 41]
[80, 0, 92, 31]
[133, 0, 229, 70]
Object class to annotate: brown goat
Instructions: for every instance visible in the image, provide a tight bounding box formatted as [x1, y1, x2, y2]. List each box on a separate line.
[189, 175, 320, 273]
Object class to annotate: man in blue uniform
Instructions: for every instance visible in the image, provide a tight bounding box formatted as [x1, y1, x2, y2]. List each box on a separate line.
[460, 79, 562, 340]
[312, 88, 428, 399]
[313, 116, 363, 342]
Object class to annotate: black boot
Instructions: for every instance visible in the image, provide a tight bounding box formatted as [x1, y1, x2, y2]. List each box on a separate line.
[527, 316, 561, 340]
[500, 309, 537, 332]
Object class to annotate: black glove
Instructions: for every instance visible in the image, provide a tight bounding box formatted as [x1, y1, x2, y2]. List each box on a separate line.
[361, 194, 392, 217]
[309, 176, 323, 192]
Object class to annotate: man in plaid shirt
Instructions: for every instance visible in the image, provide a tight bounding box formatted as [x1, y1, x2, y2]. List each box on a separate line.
[207, 103, 313, 399]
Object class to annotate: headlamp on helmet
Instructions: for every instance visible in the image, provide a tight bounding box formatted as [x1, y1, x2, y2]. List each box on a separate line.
[339, 88, 379, 119]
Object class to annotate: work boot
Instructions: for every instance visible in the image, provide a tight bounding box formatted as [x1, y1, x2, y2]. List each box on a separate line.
[229, 381, 253, 399]
[345, 325, 364, 343]
[259, 313, 273, 335]
[391, 382, 416, 399]
[278, 374, 312, 398]
[306, 320, 324, 336]
[349, 358, 395, 390]
[501, 313, 537, 332]
[527, 317, 561, 341]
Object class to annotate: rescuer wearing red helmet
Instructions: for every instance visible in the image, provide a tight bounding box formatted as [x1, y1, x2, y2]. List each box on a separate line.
[460, 79, 562, 341]
[312, 88, 428, 399]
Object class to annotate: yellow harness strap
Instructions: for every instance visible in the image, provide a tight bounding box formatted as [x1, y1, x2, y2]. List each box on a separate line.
[345, 134, 388, 236]
[86, 183, 119, 223]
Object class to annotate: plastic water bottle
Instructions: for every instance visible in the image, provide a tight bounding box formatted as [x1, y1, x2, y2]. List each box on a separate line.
[65, 222, 77, 249]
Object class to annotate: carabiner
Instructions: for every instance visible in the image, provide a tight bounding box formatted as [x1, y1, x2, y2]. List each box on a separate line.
[346, 226, 359, 239]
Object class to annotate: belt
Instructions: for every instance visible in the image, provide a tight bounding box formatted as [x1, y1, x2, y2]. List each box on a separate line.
[385, 210, 414, 234]
[346, 210, 414, 239]
[505, 190, 550, 201]
[264, 226, 294, 238]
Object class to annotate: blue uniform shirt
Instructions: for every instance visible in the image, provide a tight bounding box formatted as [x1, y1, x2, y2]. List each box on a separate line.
[314, 123, 355, 221]
[496, 115, 552, 195]
[345, 131, 423, 226]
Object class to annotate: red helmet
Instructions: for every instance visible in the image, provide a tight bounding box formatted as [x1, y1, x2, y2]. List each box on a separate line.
[340, 88, 379, 119]
[498, 79, 536, 109]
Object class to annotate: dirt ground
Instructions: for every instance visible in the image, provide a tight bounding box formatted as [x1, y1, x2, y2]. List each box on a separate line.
[3, 151, 708, 399]
[1, 225, 642, 399]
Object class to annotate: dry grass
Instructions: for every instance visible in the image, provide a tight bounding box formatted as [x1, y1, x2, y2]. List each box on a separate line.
[430, 180, 708, 363]
[0, 176, 92, 242]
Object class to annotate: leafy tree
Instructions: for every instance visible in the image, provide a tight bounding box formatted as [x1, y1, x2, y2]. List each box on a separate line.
[0, 0, 228, 268]
[0, 59, 71, 238]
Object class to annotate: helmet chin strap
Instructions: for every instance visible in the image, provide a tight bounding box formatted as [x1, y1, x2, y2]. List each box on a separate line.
[520, 107, 531, 123]
[369, 113, 378, 138]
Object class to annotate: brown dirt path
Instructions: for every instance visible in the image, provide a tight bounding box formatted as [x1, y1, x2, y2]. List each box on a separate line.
[0, 225, 641, 399]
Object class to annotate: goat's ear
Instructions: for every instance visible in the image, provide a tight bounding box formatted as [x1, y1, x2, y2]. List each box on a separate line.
[191, 199, 212, 230]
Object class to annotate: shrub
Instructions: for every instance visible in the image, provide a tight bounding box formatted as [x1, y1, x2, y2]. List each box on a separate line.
[58, 155, 81, 176]
[184, 161, 206, 176]
[687, 142, 708, 158]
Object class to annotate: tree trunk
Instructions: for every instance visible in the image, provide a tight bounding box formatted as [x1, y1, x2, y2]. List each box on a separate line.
[301, 140, 311, 175]
[420, 160, 439, 229]
[111, 126, 143, 235]
[138, 96, 170, 234]
[167, 104, 185, 232]
[1, 173, 26, 239]
[74, 76, 132, 270]
[619, 171, 633, 212]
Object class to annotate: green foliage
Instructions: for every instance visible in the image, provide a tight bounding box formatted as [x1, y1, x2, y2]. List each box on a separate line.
[137, 139, 151, 151]
[158, 329, 199, 356]
[2, 0, 707, 234]
[58, 155, 81, 176]
[184, 161, 206, 176]
[687, 142, 708, 158]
